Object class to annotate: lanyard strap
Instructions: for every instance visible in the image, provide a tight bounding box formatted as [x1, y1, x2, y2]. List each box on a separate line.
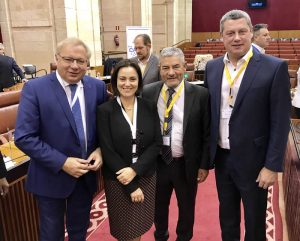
[117, 97, 137, 140]
[224, 50, 253, 87]
[161, 80, 184, 131]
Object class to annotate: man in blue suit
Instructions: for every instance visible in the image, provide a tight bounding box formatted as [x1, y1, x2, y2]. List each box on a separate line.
[15, 37, 107, 241]
[204, 10, 290, 241]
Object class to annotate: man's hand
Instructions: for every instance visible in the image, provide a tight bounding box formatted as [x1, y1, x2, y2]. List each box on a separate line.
[87, 148, 103, 171]
[197, 168, 209, 183]
[62, 157, 90, 178]
[0, 178, 9, 196]
[256, 167, 277, 189]
[116, 167, 136, 185]
[130, 188, 144, 203]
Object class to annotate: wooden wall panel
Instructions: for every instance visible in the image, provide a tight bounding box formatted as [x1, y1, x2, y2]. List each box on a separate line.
[283, 120, 300, 241]
[0, 162, 104, 241]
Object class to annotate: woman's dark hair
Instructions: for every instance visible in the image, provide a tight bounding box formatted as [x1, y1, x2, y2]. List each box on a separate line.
[111, 59, 143, 96]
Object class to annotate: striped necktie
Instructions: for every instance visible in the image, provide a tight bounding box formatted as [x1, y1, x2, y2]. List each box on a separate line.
[69, 84, 86, 158]
[162, 88, 175, 164]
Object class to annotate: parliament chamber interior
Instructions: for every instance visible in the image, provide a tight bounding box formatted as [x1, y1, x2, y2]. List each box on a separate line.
[0, 0, 300, 240]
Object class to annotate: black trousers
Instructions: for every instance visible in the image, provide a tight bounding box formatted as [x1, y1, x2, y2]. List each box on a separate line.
[215, 147, 268, 241]
[154, 157, 198, 241]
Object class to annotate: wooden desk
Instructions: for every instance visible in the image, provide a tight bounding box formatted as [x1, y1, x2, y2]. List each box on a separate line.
[283, 119, 300, 241]
[0, 142, 104, 241]
[0, 142, 28, 167]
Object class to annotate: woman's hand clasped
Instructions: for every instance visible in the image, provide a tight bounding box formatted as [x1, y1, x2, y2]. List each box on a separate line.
[130, 188, 144, 203]
[116, 167, 136, 185]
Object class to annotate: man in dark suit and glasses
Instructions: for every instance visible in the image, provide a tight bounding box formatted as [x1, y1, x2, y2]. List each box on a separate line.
[143, 47, 211, 241]
[0, 43, 27, 91]
[204, 9, 290, 241]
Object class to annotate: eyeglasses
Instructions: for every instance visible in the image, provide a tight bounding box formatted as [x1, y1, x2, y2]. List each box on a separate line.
[57, 54, 87, 66]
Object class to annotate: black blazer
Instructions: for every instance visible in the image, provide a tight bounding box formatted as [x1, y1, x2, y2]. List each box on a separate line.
[96, 97, 162, 195]
[142, 80, 211, 183]
[0, 152, 7, 178]
[0, 55, 25, 91]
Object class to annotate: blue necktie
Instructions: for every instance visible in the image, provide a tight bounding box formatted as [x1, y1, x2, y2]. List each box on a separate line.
[69, 84, 86, 158]
[162, 88, 175, 164]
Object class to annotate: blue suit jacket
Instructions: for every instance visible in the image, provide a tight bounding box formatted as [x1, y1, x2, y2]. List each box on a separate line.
[204, 50, 290, 178]
[15, 72, 107, 198]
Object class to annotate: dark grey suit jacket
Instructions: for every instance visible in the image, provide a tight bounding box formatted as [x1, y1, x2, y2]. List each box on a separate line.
[0, 55, 25, 91]
[142, 80, 211, 183]
[131, 54, 160, 85]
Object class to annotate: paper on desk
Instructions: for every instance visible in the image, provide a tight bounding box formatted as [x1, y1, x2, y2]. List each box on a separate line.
[4, 156, 16, 169]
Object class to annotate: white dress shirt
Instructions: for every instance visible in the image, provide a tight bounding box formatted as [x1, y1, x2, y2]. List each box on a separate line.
[56, 71, 87, 149]
[157, 80, 185, 157]
[252, 43, 265, 54]
[219, 48, 253, 149]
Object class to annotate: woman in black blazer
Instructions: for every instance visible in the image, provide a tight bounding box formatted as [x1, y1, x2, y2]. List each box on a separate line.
[0, 151, 9, 196]
[96, 59, 162, 241]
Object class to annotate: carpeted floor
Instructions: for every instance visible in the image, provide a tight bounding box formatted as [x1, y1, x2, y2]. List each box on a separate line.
[65, 170, 283, 241]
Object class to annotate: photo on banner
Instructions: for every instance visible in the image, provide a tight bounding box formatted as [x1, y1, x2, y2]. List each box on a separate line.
[126, 26, 151, 58]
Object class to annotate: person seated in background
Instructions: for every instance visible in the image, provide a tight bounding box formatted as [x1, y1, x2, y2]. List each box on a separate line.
[131, 34, 160, 85]
[252, 23, 271, 54]
[97, 59, 162, 241]
[0, 43, 27, 91]
[0, 151, 9, 197]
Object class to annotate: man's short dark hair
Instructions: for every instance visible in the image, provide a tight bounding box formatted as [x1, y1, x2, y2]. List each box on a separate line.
[253, 23, 268, 33]
[134, 34, 151, 46]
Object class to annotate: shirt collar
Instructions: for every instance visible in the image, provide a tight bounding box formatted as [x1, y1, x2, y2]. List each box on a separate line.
[252, 43, 265, 54]
[56, 70, 83, 89]
[223, 46, 254, 65]
[162, 79, 184, 93]
[137, 54, 151, 65]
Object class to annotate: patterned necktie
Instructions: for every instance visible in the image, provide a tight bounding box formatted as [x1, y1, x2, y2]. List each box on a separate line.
[69, 84, 86, 158]
[162, 88, 175, 164]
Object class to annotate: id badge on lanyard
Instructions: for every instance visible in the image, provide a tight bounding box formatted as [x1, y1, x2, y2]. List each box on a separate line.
[117, 97, 138, 163]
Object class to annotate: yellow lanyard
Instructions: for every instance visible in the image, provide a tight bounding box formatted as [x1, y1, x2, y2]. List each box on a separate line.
[224, 50, 253, 106]
[224, 50, 253, 87]
[162, 80, 184, 131]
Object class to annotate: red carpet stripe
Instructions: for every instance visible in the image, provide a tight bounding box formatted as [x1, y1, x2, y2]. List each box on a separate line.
[65, 171, 283, 241]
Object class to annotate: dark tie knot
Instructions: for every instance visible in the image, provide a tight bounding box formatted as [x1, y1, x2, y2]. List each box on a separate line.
[168, 88, 175, 97]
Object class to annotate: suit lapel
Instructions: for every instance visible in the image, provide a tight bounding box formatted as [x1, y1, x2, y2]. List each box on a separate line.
[183, 81, 193, 134]
[231, 52, 261, 117]
[50, 74, 78, 137]
[212, 58, 224, 123]
[153, 81, 164, 102]
[83, 77, 93, 144]
[143, 54, 154, 79]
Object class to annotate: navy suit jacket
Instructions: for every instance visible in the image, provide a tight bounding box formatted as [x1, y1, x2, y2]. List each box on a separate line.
[15, 72, 107, 198]
[143, 80, 211, 183]
[131, 54, 160, 85]
[0, 55, 25, 91]
[204, 50, 291, 179]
